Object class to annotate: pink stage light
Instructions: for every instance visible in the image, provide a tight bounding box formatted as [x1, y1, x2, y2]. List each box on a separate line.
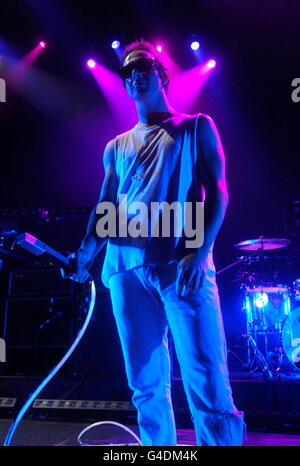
[153, 44, 182, 76]
[168, 59, 216, 113]
[89, 61, 136, 131]
[6, 42, 47, 89]
[87, 59, 96, 69]
[207, 59, 216, 69]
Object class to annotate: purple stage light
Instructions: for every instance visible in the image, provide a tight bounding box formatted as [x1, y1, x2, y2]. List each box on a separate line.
[6, 42, 47, 89]
[168, 58, 216, 112]
[156, 45, 162, 53]
[190, 41, 200, 51]
[207, 59, 216, 69]
[111, 40, 120, 49]
[88, 61, 136, 131]
[87, 59, 96, 69]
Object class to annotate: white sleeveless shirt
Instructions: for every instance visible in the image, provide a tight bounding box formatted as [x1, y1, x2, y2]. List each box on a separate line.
[101, 113, 213, 288]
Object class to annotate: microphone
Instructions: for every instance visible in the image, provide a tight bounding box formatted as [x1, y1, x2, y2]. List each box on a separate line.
[15, 232, 72, 271]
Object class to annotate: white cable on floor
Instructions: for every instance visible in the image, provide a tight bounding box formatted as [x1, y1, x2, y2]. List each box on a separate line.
[77, 420, 142, 446]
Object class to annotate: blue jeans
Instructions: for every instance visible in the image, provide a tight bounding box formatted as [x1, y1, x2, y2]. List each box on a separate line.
[108, 260, 244, 446]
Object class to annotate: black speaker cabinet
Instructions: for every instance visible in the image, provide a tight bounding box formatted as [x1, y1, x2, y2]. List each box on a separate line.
[2, 295, 75, 375]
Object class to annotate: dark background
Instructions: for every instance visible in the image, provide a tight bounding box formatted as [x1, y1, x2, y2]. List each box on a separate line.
[0, 0, 299, 368]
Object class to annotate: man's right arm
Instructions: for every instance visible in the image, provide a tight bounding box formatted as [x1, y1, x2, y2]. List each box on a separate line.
[64, 139, 118, 282]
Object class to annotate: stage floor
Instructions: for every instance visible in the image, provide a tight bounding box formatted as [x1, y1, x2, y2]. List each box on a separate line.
[0, 418, 299, 446]
[1, 371, 300, 447]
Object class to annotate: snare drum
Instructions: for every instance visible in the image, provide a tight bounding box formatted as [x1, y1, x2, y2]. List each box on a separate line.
[244, 284, 291, 332]
[281, 306, 300, 371]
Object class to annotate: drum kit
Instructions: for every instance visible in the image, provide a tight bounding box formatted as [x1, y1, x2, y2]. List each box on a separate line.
[232, 236, 300, 378]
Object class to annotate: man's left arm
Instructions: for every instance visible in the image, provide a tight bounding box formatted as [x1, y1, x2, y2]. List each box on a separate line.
[176, 114, 229, 296]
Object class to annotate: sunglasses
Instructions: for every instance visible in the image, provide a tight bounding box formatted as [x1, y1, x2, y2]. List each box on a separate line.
[118, 57, 157, 81]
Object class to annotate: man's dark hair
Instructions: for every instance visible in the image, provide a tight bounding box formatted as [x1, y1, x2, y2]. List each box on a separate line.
[121, 38, 169, 93]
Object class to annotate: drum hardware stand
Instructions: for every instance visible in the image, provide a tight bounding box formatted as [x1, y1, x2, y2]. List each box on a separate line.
[215, 257, 245, 276]
[217, 254, 274, 377]
[241, 334, 273, 379]
[227, 347, 250, 370]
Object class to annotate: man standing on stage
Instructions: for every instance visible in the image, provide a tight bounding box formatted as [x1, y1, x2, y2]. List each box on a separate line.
[63, 39, 244, 446]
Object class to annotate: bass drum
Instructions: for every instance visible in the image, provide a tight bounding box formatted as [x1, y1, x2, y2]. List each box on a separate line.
[282, 306, 300, 371]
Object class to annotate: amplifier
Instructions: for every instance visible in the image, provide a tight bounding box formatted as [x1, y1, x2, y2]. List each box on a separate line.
[9, 268, 74, 296]
[2, 295, 75, 375]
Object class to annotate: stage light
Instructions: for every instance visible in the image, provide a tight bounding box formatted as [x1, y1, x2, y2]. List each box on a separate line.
[87, 59, 96, 69]
[39, 41, 46, 48]
[254, 293, 268, 309]
[31, 399, 135, 410]
[156, 45, 162, 53]
[207, 59, 216, 69]
[190, 41, 200, 51]
[0, 398, 17, 408]
[111, 40, 120, 49]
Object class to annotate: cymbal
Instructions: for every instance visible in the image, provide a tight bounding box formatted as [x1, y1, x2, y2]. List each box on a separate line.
[234, 237, 291, 251]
